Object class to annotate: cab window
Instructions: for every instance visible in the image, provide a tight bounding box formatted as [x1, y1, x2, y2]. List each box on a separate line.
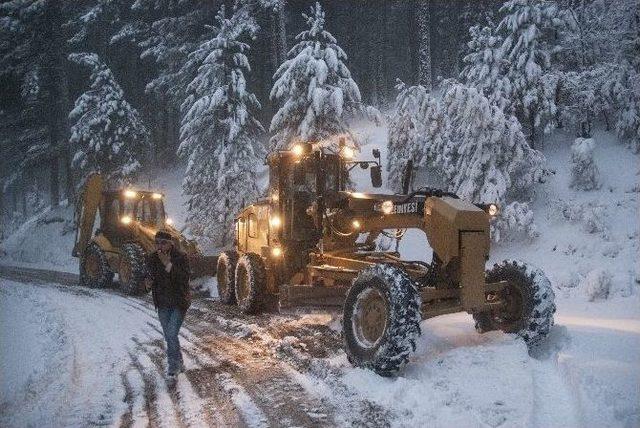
[248, 213, 258, 238]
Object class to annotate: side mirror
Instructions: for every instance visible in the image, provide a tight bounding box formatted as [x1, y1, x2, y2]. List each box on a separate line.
[294, 164, 305, 185]
[370, 165, 382, 188]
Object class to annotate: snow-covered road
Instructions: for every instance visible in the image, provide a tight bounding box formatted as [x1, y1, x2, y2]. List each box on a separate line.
[2, 265, 638, 428]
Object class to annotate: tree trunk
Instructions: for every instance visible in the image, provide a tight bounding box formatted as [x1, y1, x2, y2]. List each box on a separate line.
[270, 4, 287, 70]
[529, 111, 537, 150]
[418, 0, 432, 90]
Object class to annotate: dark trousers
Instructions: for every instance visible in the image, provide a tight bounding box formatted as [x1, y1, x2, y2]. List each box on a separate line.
[157, 307, 185, 373]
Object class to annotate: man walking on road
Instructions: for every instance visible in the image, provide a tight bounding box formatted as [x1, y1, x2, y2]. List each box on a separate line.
[146, 230, 191, 377]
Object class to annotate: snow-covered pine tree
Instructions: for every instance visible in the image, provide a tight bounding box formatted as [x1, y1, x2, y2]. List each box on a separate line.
[179, 6, 264, 246]
[496, 0, 560, 148]
[68, 53, 150, 184]
[438, 82, 545, 204]
[269, 2, 362, 150]
[569, 137, 600, 191]
[461, 24, 512, 112]
[387, 81, 445, 192]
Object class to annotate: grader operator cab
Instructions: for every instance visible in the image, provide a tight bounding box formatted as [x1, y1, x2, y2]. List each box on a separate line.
[218, 140, 556, 375]
[72, 173, 216, 295]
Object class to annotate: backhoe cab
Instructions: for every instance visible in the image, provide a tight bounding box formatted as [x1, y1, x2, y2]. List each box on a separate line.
[220, 140, 556, 376]
[72, 173, 215, 295]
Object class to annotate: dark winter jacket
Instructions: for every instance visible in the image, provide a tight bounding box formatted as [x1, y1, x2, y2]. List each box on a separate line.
[147, 248, 191, 311]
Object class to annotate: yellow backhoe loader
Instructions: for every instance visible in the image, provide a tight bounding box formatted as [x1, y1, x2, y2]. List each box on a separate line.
[72, 173, 216, 295]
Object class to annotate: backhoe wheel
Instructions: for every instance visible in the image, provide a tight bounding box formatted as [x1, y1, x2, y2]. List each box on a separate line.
[80, 242, 113, 288]
[473, 260, 556, 347]
[235, 253, 267, 314]
[343, 264, 422, 376]
[217, 250, 239, 304]
[119, 243, 148, 295]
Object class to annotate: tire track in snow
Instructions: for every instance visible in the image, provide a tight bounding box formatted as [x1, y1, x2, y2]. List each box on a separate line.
[529, 326, 581, 428]
[0, 266, 373, 426]
[128, 349, 181, 428]
[118, 291, 335, 426]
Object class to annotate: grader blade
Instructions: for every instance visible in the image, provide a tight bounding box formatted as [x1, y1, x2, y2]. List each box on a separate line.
[278, 284, 347, 310]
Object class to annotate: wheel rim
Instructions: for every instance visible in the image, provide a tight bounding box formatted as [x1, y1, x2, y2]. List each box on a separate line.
[120, 259, 132, 285]
[353, 287, 388, 348]
[236, 265, 249, 303]
[85, 253, 101, 279]
[494, 285, 524, 325]
[218, 264, 228, 295]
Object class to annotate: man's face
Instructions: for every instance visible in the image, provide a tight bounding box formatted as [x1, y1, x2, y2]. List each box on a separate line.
[155, 239, 172, 253]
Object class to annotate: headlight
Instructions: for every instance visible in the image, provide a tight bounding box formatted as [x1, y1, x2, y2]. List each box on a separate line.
[165, 217, 174, 225]
[352, 219, 361, 230]
[269, 215, 281, 228]
[121, 215, 132, 224]
[152, 193, 163, 200]
[271, 192, 279, 202]
[341, 146, 355, 159]
[381, 200, 394, 215]
[271, 246, 283, 257]
[292, 144, 304, 156]
[123, 190, 138, 199]
[488, 204, 499, 216]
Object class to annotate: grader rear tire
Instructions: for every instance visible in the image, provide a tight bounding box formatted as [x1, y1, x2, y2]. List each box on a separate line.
[119, 243, 148, 295]
[217, 250, 239, 304]
[473, 260, 556, 346]
[80, 242, 113, 288]
[234, 253, 267, 314]
[343, 264, 422, 376]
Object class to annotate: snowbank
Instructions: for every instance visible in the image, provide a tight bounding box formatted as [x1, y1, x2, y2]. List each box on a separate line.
[0, 205, 77, 272]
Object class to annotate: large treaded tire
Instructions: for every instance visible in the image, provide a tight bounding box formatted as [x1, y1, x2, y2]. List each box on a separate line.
[80, 242, 113, 288]
[473, 260, 556, 346]
[119, 243, 148, 295]
[343, 264, 422, 376]
[217, 250, 239, 304]
[235, 253, 267, 314]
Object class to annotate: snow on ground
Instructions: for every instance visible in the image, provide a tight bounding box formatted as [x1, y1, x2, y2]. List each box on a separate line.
[0, 280, 156, 426]
[0, 205, 78, 273]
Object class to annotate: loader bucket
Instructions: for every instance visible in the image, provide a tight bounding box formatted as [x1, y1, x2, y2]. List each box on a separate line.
[189, 254, 218, 278]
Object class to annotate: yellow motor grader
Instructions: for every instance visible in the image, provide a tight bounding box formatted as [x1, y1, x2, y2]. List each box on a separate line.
[218, 141, 556, 375]
[72, 173, 216, 295]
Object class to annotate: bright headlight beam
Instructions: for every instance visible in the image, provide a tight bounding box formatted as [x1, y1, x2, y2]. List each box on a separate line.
[121, 215, 132, 224]
[124, 190, 138, 199]
[341, 146, 355, 159]
[381, 200, 394, 215]
[269, 215, 281, 228]
[488, 204, 499, 216]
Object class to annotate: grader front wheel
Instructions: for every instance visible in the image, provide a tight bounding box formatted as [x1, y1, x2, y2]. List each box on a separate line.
[217, 250, 239, 304]
[235, 253, 267, 314]
[343, 264, 422, 376]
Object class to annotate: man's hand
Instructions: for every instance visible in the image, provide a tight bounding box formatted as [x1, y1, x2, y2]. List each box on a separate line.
[144, 277, 153, 292]
[158, 250, 171, 267]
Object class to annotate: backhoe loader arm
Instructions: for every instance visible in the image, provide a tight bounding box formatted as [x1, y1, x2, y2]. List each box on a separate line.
[72, 173, 104, 257]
